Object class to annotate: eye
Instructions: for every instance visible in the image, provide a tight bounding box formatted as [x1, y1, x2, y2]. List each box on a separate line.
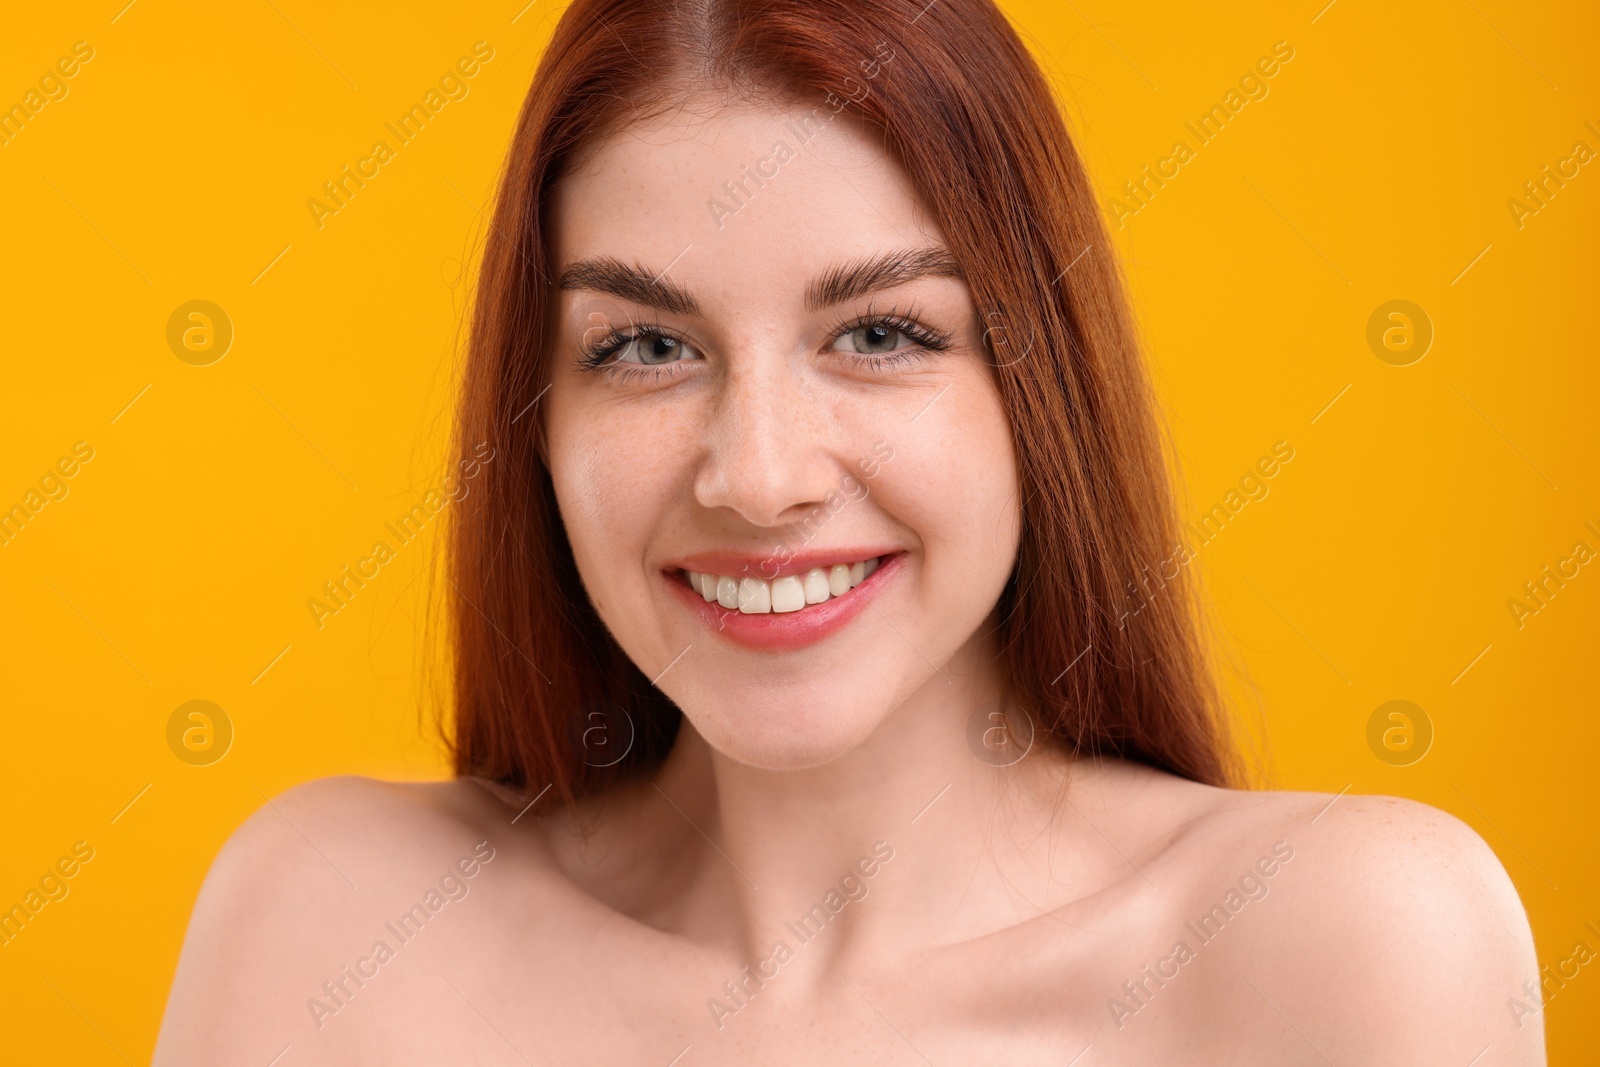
[833, 323, 911, 355]
[826, 310, 953, 361]
[579, 324, 704, 372]
[613, 332, 700, 366]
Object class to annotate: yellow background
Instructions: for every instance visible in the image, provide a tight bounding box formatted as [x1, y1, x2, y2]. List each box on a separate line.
[1, 0, 1594, 1060]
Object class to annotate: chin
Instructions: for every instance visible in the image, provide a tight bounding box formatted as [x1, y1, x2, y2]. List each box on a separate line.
[673, 676, 901, 771]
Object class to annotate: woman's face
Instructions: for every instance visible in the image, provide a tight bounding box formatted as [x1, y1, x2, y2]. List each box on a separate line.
[545, 96, 1021, 770]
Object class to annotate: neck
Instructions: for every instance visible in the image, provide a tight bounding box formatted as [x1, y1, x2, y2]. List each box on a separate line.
[638, 629, 1098, 975]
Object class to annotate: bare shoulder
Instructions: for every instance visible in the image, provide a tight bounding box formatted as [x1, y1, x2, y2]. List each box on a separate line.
[153, 775, 550, 1066]
[1218, 787, 1536, 952]
[1166, 784, 1545, 1063]
[173, 774, 528, 918]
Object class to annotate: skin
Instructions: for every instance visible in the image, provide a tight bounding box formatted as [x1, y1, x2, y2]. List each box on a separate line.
[154, 97, 1544, 1065]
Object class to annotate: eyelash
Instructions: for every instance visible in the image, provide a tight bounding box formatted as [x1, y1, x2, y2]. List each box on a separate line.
[827, 303, 955, 371]
[576, 303, 954, 380]
[576, 320, 683, 382]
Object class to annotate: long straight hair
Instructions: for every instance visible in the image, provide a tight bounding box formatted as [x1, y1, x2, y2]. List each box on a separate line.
[447, 0, 1240, 801]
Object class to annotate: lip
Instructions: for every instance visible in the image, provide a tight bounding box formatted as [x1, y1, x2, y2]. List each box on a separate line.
[664, 551, 904, 651]
[667, 547, 904, 583]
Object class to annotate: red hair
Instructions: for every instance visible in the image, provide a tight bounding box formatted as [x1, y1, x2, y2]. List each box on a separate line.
[447, 0, 1240, 801]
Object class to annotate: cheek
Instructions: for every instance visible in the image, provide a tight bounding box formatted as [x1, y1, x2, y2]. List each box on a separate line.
[545, 393, 691, 592]
[874, 376, 1020, 586]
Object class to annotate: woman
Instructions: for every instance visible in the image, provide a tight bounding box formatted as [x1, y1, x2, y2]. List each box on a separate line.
[156, 0, 1542, 1062]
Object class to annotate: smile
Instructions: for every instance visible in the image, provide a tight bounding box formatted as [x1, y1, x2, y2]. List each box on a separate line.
[664, 551, 901, 650]
[682, 557, 881, 614]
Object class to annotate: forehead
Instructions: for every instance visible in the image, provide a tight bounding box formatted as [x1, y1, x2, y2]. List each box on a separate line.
[548, 96, 945, 308]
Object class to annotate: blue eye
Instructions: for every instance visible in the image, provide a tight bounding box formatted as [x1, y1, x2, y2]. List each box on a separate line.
[827, 311, 953, 361]
[581, 328, 703, 370]
[617, 333, 698, 365]
[834, 324, 909, 355]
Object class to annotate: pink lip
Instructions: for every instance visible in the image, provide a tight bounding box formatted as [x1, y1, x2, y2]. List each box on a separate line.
[664, 552, 903, 651]
[668, 547, 904, 583]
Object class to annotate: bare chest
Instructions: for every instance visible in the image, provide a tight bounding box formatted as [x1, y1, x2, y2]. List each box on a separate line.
[287, 895, 1302, 1067]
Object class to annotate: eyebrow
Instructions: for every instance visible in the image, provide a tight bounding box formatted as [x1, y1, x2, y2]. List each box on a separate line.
[556, 246, 965, 316]
[557, 257, 703, 317]
[805, 247, 965, 311]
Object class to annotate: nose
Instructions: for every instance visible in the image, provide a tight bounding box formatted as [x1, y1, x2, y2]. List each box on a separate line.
[693, 355, 842, 529]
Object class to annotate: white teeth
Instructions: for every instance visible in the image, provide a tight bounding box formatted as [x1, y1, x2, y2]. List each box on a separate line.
[828, 564, 851, 597]
[738, 577, 772, 614]
[770, 575, 805, 613]
[685, 557, 884, 617]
